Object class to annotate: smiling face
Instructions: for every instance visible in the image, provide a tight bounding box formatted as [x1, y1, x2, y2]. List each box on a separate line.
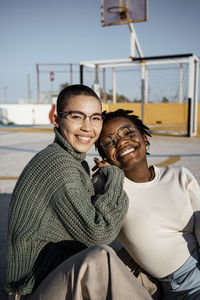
[54, 95, 102, 153]
[99, 117, 148, 172]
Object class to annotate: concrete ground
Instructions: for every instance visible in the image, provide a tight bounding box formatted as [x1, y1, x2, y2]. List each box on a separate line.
[0, 126, 200, 299]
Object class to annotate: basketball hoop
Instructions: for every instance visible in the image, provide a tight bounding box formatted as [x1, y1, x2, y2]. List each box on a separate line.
[101, 0, 147, 26]
[107, 6, 128, 20]
[102, 0, 146, 57]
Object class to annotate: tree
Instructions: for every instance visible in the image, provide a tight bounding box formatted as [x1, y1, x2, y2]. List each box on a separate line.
[100, 89, 130, 103]
[162, 96, 169, 103]
[60, 82, 69, 91]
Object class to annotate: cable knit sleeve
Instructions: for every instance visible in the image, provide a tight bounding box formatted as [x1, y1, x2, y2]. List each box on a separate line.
[52, 164, 128, 246]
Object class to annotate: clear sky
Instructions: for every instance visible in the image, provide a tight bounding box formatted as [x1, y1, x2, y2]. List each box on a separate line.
[1, 0, 200, 103]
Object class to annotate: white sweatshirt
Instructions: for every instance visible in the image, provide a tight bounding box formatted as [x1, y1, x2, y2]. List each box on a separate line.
[118, 166, 200, 278]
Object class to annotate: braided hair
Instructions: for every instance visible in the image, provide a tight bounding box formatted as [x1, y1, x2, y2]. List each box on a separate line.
[95, 109, 151, 159]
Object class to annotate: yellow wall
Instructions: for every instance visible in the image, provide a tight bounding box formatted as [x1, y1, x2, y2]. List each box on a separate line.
[102, 103, 141, 120]
[102, 103, 200, 125]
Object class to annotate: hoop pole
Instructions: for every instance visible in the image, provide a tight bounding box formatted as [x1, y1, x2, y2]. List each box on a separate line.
[130, 30, 136, 57]
[128, 23, 143, 58]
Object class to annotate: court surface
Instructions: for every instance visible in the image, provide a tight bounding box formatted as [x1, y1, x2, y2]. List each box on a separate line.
[0, 126, 200, 299]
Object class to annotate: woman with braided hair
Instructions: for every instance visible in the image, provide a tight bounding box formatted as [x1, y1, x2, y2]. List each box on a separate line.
[94, 108, 200, 299]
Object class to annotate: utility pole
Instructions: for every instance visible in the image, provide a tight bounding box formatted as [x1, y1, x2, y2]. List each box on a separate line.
[4, 86, 8, 103]
[27, 74, 31, 103]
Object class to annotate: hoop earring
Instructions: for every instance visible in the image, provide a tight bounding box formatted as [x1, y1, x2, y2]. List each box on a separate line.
[146, 140, 150, 153]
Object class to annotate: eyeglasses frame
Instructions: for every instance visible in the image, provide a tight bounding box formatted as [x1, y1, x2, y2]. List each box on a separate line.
[57, 110, 104, 124]
[100, 125, 139, 150]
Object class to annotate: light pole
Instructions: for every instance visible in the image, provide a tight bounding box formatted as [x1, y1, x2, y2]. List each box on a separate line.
[4, 86, 8, 103]
[27, 74, 32, 103]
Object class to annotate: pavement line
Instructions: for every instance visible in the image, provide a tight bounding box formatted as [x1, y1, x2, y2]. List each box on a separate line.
[0, 176, 19, 180]
[0, 156, 181, 181]
[155, 156, 181, 167]
[0, 128, 53, 133]
[0, 146, 38, 153]
[150, 154, 200, 157]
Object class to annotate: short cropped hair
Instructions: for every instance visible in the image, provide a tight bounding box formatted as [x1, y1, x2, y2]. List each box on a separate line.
[95, 109, 151, 159]
[56, 84, 101, 113]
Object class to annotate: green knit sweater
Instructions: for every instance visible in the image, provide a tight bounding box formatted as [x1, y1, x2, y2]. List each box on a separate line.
[6, 127, 128, 295]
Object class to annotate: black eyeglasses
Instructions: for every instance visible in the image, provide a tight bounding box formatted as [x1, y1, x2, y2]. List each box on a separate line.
[58, 110, 103, 125]
[100, 125, 139, 150]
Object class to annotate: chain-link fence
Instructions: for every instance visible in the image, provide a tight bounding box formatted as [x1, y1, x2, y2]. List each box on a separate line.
[81, 54, 199, 136]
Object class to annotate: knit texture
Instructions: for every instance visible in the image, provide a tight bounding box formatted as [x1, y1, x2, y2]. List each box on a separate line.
[6, 127, 128, 295]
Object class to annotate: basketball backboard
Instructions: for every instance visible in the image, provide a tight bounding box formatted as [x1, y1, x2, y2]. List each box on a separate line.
[101, 0, 147, 26]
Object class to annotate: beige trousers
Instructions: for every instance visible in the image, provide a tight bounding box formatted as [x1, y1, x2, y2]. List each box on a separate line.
[17, 245, 152, 300]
